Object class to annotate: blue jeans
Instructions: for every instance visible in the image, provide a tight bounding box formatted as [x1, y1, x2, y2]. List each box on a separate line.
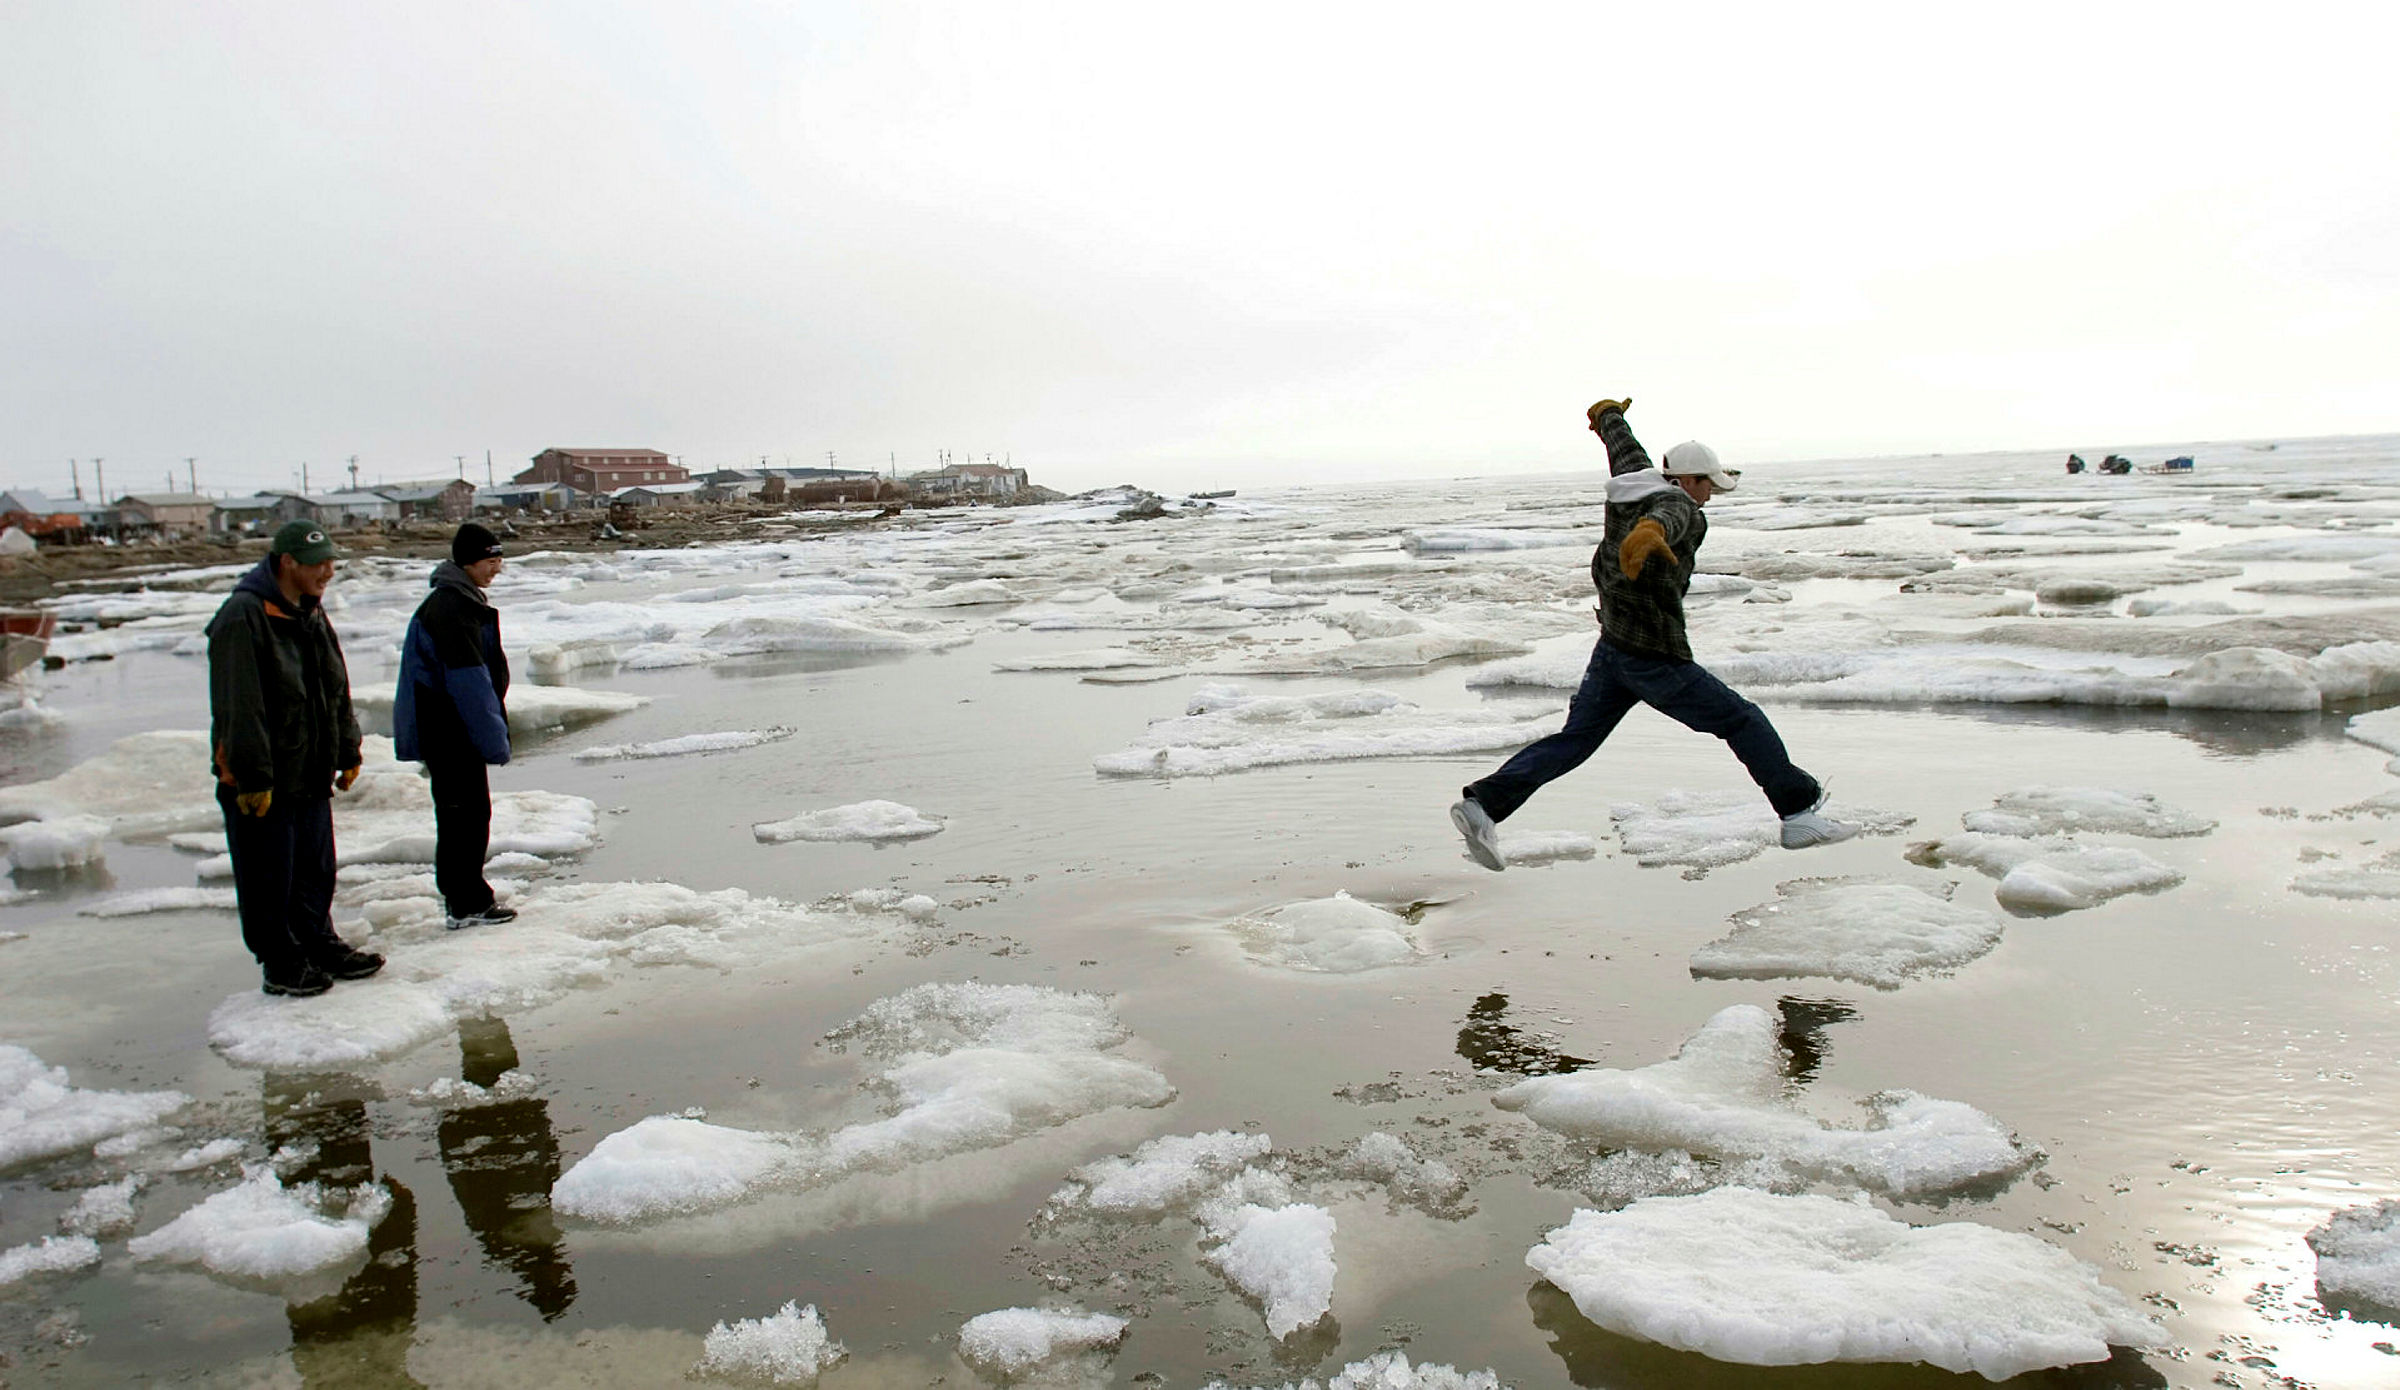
[1463, 640, 1820, 822]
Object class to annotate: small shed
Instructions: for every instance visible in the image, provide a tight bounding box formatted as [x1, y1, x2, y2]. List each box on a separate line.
[377, 479, 476, 522]
[115, 493, 217, 537]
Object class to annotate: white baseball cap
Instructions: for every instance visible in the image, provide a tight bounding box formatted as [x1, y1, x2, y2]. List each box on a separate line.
[1661, 441, 1740, 492]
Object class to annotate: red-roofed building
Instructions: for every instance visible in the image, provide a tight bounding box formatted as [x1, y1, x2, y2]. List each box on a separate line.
[516, 448, 687, 493]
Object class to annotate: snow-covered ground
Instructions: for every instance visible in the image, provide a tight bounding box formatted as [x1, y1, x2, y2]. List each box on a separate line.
[5, 438, 2400, 1386]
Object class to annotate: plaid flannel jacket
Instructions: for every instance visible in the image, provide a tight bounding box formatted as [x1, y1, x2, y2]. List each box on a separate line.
[1589, 408, 1706, 661]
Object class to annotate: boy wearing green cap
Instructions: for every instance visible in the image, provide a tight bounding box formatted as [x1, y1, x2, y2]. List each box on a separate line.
[204, 520, 381, 996]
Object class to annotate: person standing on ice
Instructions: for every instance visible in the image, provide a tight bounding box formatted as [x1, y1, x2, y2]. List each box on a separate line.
[394, 522, 518, 931]
[1450, 397, 1856, 871]
[206, 520, 381, 996]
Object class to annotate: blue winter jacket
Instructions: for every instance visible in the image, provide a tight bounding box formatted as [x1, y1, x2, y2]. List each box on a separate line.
[394, 562, 510, 765]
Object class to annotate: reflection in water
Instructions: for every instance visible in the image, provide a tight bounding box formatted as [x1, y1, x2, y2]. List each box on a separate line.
[264, 1075, 424, 1390]
[1526, 1281, 2166, 1389]
[1456, 992, 1592, 1076]
[1774, 996, 1857, 1086]
[441, 1017, 577, 1321]
[259, 1019, 576, 1384]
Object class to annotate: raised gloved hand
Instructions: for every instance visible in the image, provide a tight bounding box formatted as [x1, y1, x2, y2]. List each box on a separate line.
[1586, 397, 1632, 425]
[1619, 518, 1674, 580]
[236, 789, 273, 817]
[335, 764, 360, 793]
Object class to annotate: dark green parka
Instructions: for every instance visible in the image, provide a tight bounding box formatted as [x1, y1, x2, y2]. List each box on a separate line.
[205, 558, 362, 800]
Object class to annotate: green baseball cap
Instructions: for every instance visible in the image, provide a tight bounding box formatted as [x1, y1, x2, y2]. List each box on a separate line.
[270, 519, 340, 564]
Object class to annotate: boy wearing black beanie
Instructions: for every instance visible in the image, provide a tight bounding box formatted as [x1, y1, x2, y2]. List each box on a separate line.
[392, 523, 517, 929]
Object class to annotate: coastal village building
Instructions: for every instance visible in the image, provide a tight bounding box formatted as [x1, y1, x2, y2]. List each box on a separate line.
[212, 495, 284, 533]
[113, 493, 216, 537]
[516, 448, 686, 494]
[313, 490, 402, 527]
[907, 462, 1029, 500]
[376, 479, 476, 522]
[610, 481, 709, 508]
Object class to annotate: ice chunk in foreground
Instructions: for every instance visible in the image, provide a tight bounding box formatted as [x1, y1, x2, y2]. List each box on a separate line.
[1202, 1351, 1505, 1389]
[957, 1306, 1128, 1377]
[208, 978, 457, 1071]
[1228, 892, 1424, 973]
[1907, 833, 2182, 914]
[554, 983, 1174, 1223]
[0, 1235, 100, 1286]
[1054, 1129, 1275, 1215]
[695, 1300, 845, 1384]
[1095, 683, 1562, 778]
[0, 729, 218, 836]
[1202, 1201, 1338, 1337]
[0, 814, 109, 870]
[1525, 1188, 2163, 1379]
[1491, 1006, 2029, 1198]
[79, 886, 239, 917]
[1961, 786, 2216, 838]
[1691, 880, 2002, 989]
[1499, 829, 1597, 867]
[752, 799, 944, 844]
[573, 727, 794, 761]
[128, 1166, 392, 1291]
[355, 681, 649, 735]
[0, 1044, 190, 1170]
[2309, 1198, 2400, 1315]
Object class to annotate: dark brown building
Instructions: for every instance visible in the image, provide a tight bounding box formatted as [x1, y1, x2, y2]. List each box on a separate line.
[515, 448, 687, 493]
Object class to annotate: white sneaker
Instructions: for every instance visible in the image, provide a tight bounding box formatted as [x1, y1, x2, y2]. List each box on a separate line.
[1780, 810, 1858, 850]
[1450, 798, 1506, 871]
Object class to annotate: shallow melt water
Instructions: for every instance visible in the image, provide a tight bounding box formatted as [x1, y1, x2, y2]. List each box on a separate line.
[5, 437, 2400, 1388]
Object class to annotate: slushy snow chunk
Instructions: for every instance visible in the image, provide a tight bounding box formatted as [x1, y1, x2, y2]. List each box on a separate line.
[1691, 880, 2003, 989]
[1202, 1202, 1338, 1337]
[2309, 1199, 2400, 1314]
[1612, 790, 1912, 873]
[1094, 683, 1561, 778]
[1526, 1188, 2163, 1378]
[0, 814, 109, 870]
[1491, 1006, 2027, 1198]
[695, 1300, 845, 1384]
[128, 1167, 392, 1289]
[1060, 1129, 1275, 1215]
[752, 799, 944, 843]
[0, 1235, 100, 1286]
[60, 1174, 146, 1236]
[0, 730, 218, 836]
[957, 1306, 1129, 1376]
[0, 1045, 190, 1170]
[1229, 892, 1423, 973]
[552, 1116, 798, 1223]
[573, 728, 793, 762]
[1908, 834, 2182, 914]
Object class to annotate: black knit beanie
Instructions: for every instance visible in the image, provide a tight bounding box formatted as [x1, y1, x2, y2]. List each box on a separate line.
[451, 522, 503, 566]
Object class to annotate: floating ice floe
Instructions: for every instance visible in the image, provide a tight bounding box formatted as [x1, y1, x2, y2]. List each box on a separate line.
[207, 879, 907, 1069]
[1610, 790, 1914, 875]
[1235, 609, 1531, 674]
[1961, 786, 2217, 838]
[1054, 1130, 1276, 1215]
[1094, 683, 1562, 778]
[352, 681, 650, 735]
[552, 983, 1174, 1223]
[0, 1044, 190, 1171]
[1690, 880, 2003, 989]
[79, 886, 239, 917]
[992, 646, 1166, 672]
[1401, 527, 1594, 552]
[325, 758, 602, 864]
[59, 1174, 146, 1237]
[2290, 851, 2400, 900]
[695, 1300, 846, 1384]
[1203, 1201, 1338, 1337]
[1336, 1131, 1470, 1212]
[2348, 707, 2400, 772]
[1906, 833, 2183, 914]
[1492, 1005, 2031, 1199]
[0, 1235, 100, 1286]
[957, 1306, 1128, 1378]
[1748, 641, 2400, 713]
[128, 1166, 392, 1292]
[1498, 829, 1597, 867]
[404, 1070, 541, 1108]
[2309, 1199, 2400, 1315]
[1202, 1351, 1505, 1390]
[1527, 1187, 2162, 1378]
[0, 813, 108, 870]
[1227, 892, 1425, 973]
[752, 798, 945, 844]
[572, 727, 794, 761]
[0, 730, 220, 837]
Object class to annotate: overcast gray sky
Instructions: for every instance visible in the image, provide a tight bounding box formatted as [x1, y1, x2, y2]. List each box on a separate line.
[5, 1, 2394, 497]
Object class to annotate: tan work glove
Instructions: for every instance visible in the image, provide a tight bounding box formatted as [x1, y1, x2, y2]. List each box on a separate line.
[1619, 518, 1674, 580]
[236, 789, 274, 817]
[1586, 397, 1632, 425]
[335, 764, 361, 792]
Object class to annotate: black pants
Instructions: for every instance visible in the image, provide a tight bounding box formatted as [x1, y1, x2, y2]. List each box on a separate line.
[427, 758, 494, 918]
[218, 787, 339, 971]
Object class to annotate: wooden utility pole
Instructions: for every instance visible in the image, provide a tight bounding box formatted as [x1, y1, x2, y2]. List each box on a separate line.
[348, 455, 360, 491]
[69, 459, 82, 501]
[187, 458, 198, 493]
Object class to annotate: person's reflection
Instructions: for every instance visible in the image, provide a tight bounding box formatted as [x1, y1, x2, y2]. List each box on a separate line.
[1774, 996, 1856, 1086]
[1456, 991, 1593, 1076]
[264, 1073, 424, 1390]
[438, 1016, 576, 1320]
